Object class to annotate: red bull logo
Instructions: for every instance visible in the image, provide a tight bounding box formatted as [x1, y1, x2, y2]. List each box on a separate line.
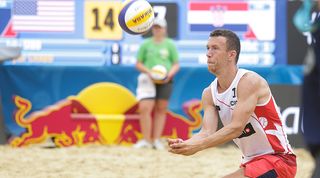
[10, 82, 202, 147]
[11, 96, 104, 147]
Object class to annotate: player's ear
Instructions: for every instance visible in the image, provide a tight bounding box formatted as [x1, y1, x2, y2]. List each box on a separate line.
[228, 50, 237, 61]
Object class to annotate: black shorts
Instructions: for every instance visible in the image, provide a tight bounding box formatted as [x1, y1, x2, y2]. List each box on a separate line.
[140, 82, 173, 101]
[155, 81, 173, 100]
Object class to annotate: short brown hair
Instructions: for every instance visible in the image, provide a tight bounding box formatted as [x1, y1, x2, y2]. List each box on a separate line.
[209, 29, 241, 63]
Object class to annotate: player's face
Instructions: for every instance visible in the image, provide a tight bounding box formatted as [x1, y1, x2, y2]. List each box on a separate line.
[206, 36, 229, 74]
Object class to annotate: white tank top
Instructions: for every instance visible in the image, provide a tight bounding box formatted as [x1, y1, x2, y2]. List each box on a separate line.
[210, 68, 293, 163]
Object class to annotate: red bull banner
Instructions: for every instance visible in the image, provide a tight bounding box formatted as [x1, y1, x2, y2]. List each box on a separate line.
[10, 83, 202, 147]
[0, 65, 303, 147]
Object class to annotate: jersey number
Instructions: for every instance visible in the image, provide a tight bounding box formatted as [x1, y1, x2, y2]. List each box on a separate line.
[232, 87, 236, 98]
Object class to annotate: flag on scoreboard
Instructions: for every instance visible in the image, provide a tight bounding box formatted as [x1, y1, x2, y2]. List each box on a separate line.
[12, 0, 75, 32]
[187, 1, 249, 32]
[187, 1, 276, 41]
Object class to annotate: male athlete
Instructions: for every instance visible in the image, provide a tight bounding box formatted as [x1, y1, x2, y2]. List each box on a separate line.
[168, 29, 296, 178]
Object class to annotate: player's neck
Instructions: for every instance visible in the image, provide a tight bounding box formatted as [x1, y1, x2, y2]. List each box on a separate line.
[217, 67, 238, 92]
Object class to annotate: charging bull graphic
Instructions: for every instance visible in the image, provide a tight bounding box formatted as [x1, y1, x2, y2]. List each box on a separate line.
[11, 96, 104, 147]
[10, 82, 202, 147]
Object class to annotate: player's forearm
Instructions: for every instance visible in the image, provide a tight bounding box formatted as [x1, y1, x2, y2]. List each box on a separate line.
[201, 125, 242, 150]
[186, 131, 209, 142]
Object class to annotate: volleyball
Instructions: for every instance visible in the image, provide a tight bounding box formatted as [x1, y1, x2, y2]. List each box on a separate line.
[118, 0, 155, 35]
[150, 65, 167, 82]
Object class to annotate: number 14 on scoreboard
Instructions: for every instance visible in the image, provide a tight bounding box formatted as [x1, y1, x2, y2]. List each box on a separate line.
[84, 1, 123, 40]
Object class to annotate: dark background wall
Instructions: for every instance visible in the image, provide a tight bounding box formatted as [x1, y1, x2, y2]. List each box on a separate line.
[0, 95, 6, 144]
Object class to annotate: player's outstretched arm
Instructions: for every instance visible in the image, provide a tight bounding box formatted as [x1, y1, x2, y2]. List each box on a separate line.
[168, 87, 219, 155]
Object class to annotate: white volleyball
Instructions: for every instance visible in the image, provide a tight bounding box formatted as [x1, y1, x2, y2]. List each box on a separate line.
[150, 65, 167, 81]
[118, 0, 154, 35]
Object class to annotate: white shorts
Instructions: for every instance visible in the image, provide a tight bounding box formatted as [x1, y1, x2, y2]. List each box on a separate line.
[136, 73, 156, 100]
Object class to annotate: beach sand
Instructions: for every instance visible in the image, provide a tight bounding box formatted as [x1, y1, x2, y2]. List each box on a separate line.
[0, 144, 314, 178]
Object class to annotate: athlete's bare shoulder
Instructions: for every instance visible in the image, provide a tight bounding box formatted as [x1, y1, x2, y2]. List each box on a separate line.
[238, 71, 270, 103]
[241, 71, 265, 84]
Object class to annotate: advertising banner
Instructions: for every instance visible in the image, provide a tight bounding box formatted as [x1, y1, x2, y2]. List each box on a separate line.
[0, 65, 304, 147]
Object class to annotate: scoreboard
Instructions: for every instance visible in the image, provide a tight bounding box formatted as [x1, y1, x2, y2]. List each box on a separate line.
[0, 0, 287, 66]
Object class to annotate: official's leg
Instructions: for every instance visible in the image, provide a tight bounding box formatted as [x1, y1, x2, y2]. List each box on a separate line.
[153, 99, 168, 140]
[138, 99, 155, 143]
[152, 82, 172, 149]
[135, 73, 156, 148]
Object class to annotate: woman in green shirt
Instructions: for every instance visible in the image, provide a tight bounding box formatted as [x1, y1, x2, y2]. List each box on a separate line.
[134, 18, 180, 150]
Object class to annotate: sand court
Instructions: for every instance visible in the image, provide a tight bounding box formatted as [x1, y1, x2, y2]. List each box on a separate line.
[0, 145, 314, 178]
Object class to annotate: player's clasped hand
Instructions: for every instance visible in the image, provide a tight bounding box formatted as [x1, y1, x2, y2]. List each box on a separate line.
[167, 138, 201, 156]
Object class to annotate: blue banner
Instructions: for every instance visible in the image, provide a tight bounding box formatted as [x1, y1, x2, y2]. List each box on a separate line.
[0, 65, 302, 137]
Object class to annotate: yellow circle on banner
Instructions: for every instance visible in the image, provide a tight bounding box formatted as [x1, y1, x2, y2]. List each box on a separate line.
[73, 82, 137, 144]
[75, 82, 137, 114]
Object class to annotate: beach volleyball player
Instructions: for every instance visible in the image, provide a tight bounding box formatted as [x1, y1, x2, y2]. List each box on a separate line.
[168, 29, 296, 178]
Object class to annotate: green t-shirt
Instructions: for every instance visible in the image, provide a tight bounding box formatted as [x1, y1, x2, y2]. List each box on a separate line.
[137, 38, 178, 71]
